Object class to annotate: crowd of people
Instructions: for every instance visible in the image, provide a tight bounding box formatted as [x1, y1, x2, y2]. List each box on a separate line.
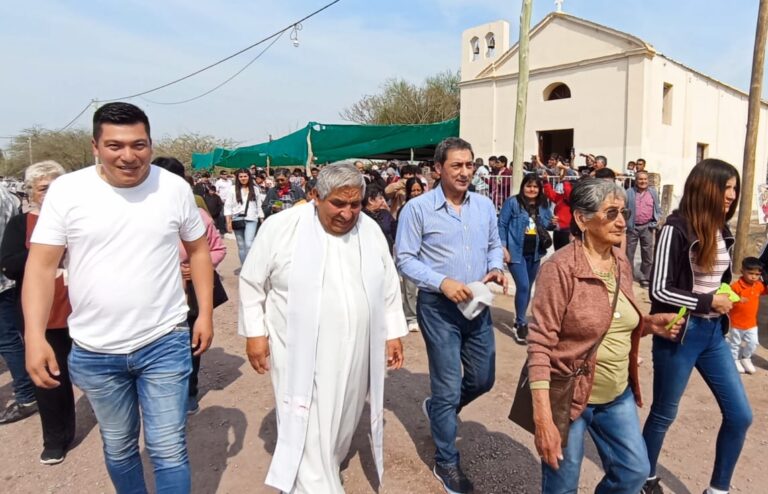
[0, 101, 762, 494]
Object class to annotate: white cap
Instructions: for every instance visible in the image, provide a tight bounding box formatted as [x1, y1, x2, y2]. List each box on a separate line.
[457, 282, 494, 320]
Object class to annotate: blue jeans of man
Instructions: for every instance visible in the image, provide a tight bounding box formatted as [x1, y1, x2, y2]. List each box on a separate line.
[234, 219, 258, 264]
[0, 288, 35, 405]
[417, 291, 495, 467]
[541, 387, 649, 494]
[69, 326, 192, 494]
[507, 254, 541, 326]
[642, 316, 752, 491]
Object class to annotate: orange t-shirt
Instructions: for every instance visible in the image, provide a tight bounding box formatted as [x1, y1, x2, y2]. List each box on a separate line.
[729, 278, 768, 330]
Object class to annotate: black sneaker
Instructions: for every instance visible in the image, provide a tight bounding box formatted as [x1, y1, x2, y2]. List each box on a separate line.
[513, 323, 528, 345]
[641, 477, 665, 494]
[0, 401, 38, 424]
[433, 464, 473, 494]
[40, 446, 66, 465]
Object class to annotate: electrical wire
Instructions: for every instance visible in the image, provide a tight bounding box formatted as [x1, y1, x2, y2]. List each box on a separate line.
[58, 102, 94, 132]
[141, 30, 285, 106]
[55, 0, 341, 130]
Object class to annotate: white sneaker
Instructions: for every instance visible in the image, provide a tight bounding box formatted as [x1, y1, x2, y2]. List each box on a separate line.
[741, 358, 756, 374]
[734, 359, 745, 374]
[408, 322, 420, 332]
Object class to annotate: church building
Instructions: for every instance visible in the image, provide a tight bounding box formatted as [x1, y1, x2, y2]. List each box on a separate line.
[459, 10, 768, 205]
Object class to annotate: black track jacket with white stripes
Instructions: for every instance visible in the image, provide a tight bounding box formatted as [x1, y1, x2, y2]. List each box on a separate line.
[649, 212, 733, 337]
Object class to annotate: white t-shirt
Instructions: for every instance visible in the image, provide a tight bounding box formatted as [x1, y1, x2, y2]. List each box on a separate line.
[223, 186, 262, 221]
[31, 165, 206, 353]
[215, 177, 233, 199]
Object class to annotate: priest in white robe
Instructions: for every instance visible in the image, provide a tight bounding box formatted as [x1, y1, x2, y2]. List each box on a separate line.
[238, 163, 408, 494]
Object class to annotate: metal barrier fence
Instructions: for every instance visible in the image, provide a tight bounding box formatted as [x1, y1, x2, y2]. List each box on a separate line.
[475, 174, 638, 211]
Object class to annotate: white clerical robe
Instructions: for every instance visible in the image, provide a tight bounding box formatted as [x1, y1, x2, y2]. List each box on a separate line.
[238, 203, 408, 493]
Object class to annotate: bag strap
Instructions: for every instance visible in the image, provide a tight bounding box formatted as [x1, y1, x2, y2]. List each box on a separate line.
[577, 262, 621, 374]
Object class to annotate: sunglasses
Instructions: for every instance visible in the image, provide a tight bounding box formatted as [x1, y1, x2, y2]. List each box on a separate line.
[601, 207, 631, 221]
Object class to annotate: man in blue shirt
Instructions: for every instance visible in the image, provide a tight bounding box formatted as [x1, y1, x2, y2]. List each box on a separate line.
[396, 137, 506, 494]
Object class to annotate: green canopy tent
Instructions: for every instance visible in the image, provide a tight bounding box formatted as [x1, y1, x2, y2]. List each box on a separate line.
[191, 117, 459, 170]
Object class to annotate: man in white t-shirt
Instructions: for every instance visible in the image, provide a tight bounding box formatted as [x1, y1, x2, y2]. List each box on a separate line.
[215, 170, 233, 199]
[22, 102, 213, 493]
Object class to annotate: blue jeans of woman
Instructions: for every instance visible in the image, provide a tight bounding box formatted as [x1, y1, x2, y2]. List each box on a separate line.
[541, 386, 649, 494]
[507, 253, 541, 326]
[69, 326, 192, 494]
[642, 316, 752, 491]
[0, 288, 35, 405]
[234, 219, 258, 264]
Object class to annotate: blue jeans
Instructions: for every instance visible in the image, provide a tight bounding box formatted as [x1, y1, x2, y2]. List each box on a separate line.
[69, 326, 192, 494]
[508, 254, 541, 326]
[642, 316, 752, 490]
[234, 220, 258, 264]
[542, 387, 649, 494]
[0, 288, 35, 404]
[417, 291, 495, 466]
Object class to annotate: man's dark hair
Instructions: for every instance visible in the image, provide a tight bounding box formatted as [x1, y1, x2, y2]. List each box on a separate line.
[201, 171, 210, 178]
[434, 137, 474, 164]
[594, 167, 616, 180]
[153, 156, 185, 178]
[400, 165, 418, 177]
[364, 184, 384, 207]
[488, 155, 498, 162]
[93, 102, 150, 142]
[742, 256, 764, 272]
[498, 155, 508, 165]
[636, 158, 646, 165]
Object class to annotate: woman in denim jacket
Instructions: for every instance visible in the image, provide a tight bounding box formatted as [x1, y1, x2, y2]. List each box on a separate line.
[498, 174, 553, 344]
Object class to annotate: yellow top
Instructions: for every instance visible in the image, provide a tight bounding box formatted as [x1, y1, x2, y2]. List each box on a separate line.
[588, 272, 640, 404]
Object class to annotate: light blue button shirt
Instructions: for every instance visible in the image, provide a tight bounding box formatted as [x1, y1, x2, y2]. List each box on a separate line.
[395, 185, 504, 293]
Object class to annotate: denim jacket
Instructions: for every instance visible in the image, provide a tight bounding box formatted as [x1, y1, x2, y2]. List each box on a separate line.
[498, 195, 553, 264]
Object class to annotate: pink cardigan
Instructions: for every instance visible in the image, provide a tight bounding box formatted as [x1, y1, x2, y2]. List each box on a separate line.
[527, 239, 645, 420]
[179, 208, 226, 267]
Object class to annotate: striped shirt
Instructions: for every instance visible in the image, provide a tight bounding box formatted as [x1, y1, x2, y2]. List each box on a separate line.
[395, 185, 503, 292]
[691, 231, 730, 316]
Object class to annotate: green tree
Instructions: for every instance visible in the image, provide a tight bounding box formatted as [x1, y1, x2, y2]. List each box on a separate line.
[341, 70, 460, 125]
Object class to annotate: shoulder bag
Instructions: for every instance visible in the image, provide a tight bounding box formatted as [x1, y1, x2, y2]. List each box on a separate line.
[231, 196, 249, 231]
[508, 266, 620, 447]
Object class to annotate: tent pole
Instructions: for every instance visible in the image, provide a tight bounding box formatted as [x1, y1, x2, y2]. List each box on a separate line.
[410, 148, 414, 162]
[306, 126, 313, 174]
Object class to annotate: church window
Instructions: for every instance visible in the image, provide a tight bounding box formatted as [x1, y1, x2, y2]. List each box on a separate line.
[544, 83, 571, 100]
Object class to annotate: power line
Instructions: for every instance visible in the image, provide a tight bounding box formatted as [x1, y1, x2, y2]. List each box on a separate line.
[141, 30, 285, 106]
[58, 101, 94, 132]
[56, 0, 341, 130]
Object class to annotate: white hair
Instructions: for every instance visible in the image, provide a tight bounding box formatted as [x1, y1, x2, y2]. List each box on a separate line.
[24, 160, 66, 196]
[316, 163, 366, 200]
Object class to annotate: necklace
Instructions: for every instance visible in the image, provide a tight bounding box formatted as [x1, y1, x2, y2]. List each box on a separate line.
[585, 253, 621, 319]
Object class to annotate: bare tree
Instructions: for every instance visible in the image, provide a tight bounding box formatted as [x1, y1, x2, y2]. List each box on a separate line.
[153, 133, 235, 169]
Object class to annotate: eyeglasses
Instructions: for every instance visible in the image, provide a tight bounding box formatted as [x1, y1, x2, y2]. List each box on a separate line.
[601, 207, 631, 221]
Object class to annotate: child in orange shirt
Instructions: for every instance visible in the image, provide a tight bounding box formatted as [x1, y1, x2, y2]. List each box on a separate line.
[728, 257, 768, 374]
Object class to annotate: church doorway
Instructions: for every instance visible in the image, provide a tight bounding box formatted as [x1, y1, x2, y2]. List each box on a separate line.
[537, 129, 574, 162]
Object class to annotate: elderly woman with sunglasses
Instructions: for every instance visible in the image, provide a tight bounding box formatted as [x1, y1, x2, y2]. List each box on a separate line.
[526, 178, 681, 493]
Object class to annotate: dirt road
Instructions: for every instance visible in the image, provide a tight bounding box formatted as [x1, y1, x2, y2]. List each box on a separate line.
[1, 239, 766, 493]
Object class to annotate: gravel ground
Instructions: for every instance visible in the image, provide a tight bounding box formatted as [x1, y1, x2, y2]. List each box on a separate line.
[1, 237, 767, 493]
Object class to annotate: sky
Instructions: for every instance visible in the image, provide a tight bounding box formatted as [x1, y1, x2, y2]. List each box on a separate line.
[0, 0, 763, 147]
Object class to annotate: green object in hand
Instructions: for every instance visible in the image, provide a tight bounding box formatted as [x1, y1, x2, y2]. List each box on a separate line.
[716, 283, 741, 303]
[665, 306, 687, 330]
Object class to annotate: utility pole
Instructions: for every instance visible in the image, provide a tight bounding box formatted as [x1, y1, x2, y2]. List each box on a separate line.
[734, 0, 768, 268]
[28, 136, 32, 165]
[91, 99, 101, 165]
[512, 0, 533, 193]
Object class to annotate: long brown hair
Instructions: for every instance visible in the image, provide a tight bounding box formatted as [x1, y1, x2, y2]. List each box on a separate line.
[678, 159, 740, 270]
[234, 168, 256, 205]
